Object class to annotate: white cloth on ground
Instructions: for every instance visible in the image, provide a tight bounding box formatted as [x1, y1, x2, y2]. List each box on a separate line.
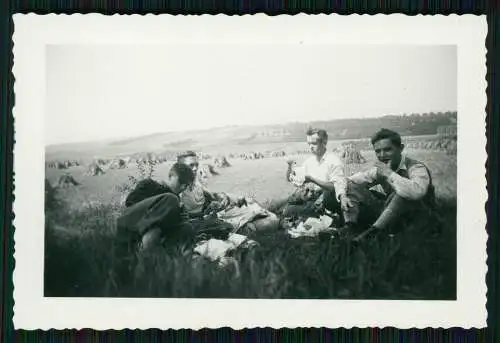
[287, 215, 335, 238]
[193, 233, 258, 263]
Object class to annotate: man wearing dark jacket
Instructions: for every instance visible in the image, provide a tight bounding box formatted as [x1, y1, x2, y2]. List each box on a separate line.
[115, 163, 195, 288]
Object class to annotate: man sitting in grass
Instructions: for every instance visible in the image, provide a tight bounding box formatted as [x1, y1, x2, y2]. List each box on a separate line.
[340, 128, 436, 241]
[177, 151, 280, 235]
[115, 162, 196, 289]
[117, 162, 196, 252]
[272, 128, 352, 227]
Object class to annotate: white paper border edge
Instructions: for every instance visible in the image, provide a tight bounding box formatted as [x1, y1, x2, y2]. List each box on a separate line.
[11, 14, 487, 330]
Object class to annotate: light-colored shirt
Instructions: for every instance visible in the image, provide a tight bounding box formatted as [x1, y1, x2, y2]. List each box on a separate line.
[180, 179, 207, 215]
[348, 156, 431, 201]
[300, 152, 347, 199]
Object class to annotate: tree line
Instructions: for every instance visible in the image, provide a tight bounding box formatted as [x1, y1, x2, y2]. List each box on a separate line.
[248, 111, 457, 143]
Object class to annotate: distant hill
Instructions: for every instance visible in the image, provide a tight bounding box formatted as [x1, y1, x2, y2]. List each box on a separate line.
[46, 111, 457, 160]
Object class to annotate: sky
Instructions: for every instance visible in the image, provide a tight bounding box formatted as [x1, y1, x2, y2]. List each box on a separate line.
[46, 44, 457, 145]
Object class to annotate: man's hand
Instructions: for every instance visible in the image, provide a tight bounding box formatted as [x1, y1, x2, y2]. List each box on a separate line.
[313, 194, 325, 212]
[339, 194, 354, 212]
[374, 161, 393, 179]
[304, 174, 315, 184]
[220, 193, 231, 208]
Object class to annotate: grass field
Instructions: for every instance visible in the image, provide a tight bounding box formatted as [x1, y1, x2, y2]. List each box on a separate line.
[44, 148, 457, 299]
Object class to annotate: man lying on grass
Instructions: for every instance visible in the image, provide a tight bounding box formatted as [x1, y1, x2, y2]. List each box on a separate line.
[117, 162, 196, 252]
[177, 150, 280, 235]
[115, 163, 196, 289]
[274, 128, 353, 227]
[341, 128, 437, 241]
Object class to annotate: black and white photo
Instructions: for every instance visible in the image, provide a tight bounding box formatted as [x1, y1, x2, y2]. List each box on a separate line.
[12, 14, 487, 329]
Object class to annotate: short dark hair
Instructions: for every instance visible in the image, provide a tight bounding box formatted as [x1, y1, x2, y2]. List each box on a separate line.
[306, 127, 328, 143]
[169, 162, 195, 186]
[177, 150, 197, 162]
[371, 128, 402, 147]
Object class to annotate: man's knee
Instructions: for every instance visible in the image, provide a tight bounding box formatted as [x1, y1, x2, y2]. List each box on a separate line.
[346, 181, 371, 200]
[140, 228, 162, 251]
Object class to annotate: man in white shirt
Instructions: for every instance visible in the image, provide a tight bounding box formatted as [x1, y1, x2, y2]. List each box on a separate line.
[282, 128, 353, 220]
[343, 128, 436, 240]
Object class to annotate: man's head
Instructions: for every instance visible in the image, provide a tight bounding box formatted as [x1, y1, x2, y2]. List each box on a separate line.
[166, 162, 195, 194]
[306, 128, 328, 156]
[177, 150, 200, 175]
[371, 128, 404, 169]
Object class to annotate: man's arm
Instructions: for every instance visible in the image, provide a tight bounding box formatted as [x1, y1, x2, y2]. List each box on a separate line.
[307, 177, 336, 193]
[306, 162, 346, 200]
[327, 163, 347, 200]
[136, 193, 198, 240]
[202, 189, 217, 203]
[348, 167, 378, 187]
[202, 185, 231, 207]
[387, 164, 430, 200]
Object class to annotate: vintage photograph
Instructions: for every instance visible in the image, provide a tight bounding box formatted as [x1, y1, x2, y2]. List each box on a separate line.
[43, 44, 458, 300]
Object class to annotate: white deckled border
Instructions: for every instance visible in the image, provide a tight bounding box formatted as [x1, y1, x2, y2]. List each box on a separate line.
[12, 14, 487, 329]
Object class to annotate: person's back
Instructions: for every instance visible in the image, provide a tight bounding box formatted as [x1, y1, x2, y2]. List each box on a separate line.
[114, 163, 196, 291]
[124, 178, 171, 208]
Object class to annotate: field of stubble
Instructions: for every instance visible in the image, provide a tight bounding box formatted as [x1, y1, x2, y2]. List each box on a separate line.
[44, 149, 457, 299]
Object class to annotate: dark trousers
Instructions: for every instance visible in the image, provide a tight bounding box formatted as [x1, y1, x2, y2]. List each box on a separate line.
[281, 188, 341, 219]
[343, 181, 432, 232]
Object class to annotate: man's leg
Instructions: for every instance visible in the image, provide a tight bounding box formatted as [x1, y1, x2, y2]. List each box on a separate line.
[266, 196, 290, 214]
[247, 212, 280, 233]
[342, 182, 385, 231]
[372, 193, 419, 232]
[282, 202, 318, 219]
[322, 190, 340, 213]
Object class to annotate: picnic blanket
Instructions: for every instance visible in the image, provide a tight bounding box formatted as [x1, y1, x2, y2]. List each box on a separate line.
[287, 215, 335, 238]
[193, 233, 258, 266]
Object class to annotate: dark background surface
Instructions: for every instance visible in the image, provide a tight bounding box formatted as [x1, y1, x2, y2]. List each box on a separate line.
[1, 0, 498, 342]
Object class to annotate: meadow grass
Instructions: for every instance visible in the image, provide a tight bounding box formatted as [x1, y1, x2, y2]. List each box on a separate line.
[44, 149, 457, 299]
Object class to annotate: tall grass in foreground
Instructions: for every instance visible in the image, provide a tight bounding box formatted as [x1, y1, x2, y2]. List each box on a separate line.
[44, 190, 456, 299]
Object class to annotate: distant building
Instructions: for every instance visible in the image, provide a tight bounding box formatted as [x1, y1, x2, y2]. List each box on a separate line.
[437, 125, 457, 138]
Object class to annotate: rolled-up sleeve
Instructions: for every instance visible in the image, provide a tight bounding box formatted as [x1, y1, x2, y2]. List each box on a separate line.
[327, 158, 348, 200]
[387, 164, 430, 200]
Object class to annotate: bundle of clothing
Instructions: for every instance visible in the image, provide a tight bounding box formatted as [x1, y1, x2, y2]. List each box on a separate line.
[286, 214, 336, 238]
